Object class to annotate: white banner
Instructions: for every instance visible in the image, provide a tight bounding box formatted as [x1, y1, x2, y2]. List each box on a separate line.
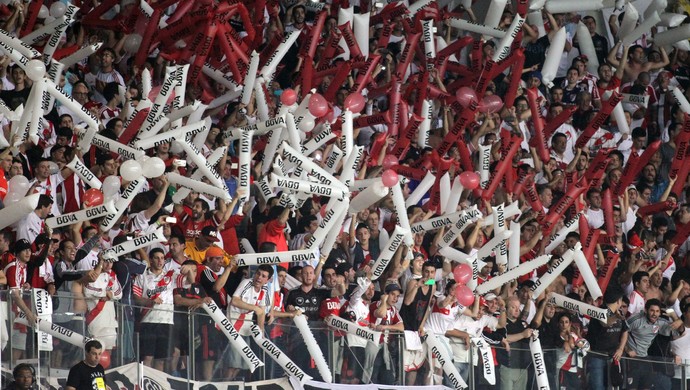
[426, 333, 468, 390]
[294, 313, 332, 383]
[548, 293, 607, 323]
[410, 210, 467, 234]
[324, 315, 382, 344]
[439, 206, 483, 248]
[476, 254, 551, 295]
[201, 301, 264, 372]
[46, 200, 116, 228]
[249, 324, 312, 384]
[472, 337, 495, 385]
[529, 331, 550, 390]
[33, 288, 53, 351]
[531, 250, 575, 298]
[371, 226, 407, 280]
[101, 227, 166, 260]
[16, 312, 86, 347]
[235, 248, 319, 267]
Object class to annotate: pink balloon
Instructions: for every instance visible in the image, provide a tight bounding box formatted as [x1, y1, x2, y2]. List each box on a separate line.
[344, 92, 365, 113]
[459, 171, 479, 190]
[455, 284, 475, 307]
[481, 94, 504, 113]
[382, 169, 399, 188]
[280, 88, 297, 106]
[455, 86, 477, 108]
[308, 93, 329, 117]
[382, 154, 398, 170]
[453, 263, 472, 284]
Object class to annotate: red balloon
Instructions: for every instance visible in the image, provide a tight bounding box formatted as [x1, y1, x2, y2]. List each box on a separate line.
[280, 88, 297, 106]
[480, 94, 504, 113]
[454, 284, 475, 307]
[455, 86, 477, 108]
[344, 92, 365, 113]
[459, 171, 480, 190]
[453, 263, 472, 284]
[382, 154, 398, 170]
[308, 93, 329, 117]
[83, 188, 104, 207]
[99, 350, 111, 369]
[382, 169, 399, 188]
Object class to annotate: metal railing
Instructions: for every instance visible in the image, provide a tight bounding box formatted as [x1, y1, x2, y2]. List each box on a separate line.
[1, 289, 689, 389]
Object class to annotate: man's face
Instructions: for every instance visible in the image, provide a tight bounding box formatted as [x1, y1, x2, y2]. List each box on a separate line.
[646, 304, 661, 323]
[633, 136, 647, 150]
[150, 252, 166, 271]
[387, 290, 401, 306]
[507, 299, 520, 320]
[422, 265, 435, 281]
[10, 162, 22, 177]
[253, 270, 270, 287]
[61, 241, 76, 262]
[206, 256, 224, 272]
[636, 275, 650, 293]
[101, 50, 114, 68]
[36, 161, 51, 180]
[552, 136, 566, 154]
[169, 238, 185, 256]
[192, 201, 205, 220]
[651, 270, 662, 287]
[367, 213, 379, 231]
[584, 18, 596, 34]
[17, 248, 31, 263]
[13, 368, 33, 390]
[72, 84, 90, 105]
[551, 88, 563, 102]
[599, 65, 612, 82]
[102, 159, 117, 176]
[60, 116, 73, 129]
[588, 192, 602, 209]
[323, 268, 337, 288]
[302, 266, 315, 286]
[0, 154, 11, 172]
[355, 227, 370, 243]
[576, 154, 588, 171]
[643, 165, 656, 182]
[278, 271, 287, 287]
[293, 7, 305, 24]
[12, 68, 25, 85]
[567, 69, 579, 83]
[85, 347, 103, 366]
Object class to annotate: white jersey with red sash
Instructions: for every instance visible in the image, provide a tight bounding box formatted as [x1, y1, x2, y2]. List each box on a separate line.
[229, 278, 271, 336]
[84, 271, 122, 348]
[133, 268, 181, 324]
[426, 298, 463, 335]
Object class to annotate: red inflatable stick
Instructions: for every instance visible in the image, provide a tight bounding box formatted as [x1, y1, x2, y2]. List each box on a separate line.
[471, 39, 482, 73]
[597, 251, 620, 293]
[391, 114, 424, 158]
[543, 105, 577, 140]
[339, 22, 363, 60]
[672, 221, 690, 246]
[455, 140, 474, 173]
[584, 149, 610, 190]
[19, 0, 42, 38]
[636, 200, 674, 218]
[526, 87, 549, 163]
[187, 23, 218, 85]
[215, 23, 249, 85]
[615, 151, 640, 196]
[503, 49, 525, 108]
[392, 165, 427, 181]
[120, 108, 150, 146]
[672, 160, 690, 195]
[324, 61, 352, 101]
[135, 9, 163, 68]
[524, 179, 546, 220]
[307, 11, 328, 59]
[602, 189, 615, 239]
[300, 56, 314, 98]
[482, 136, 520, 201]
[353, 113, 388, 129]
[575, 92, 622, 148]
[350, 54, 381, 93]
[395, 33, 421, 81]
[387, 79, 403, 136]
[542, 178, 589, 235]
[370, 2, 409, 25]
[438, 100, 479, 155]
[669, 115, 690, 180]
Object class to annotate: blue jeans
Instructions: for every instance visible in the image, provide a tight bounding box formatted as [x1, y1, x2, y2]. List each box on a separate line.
[586, 355, 608, 390]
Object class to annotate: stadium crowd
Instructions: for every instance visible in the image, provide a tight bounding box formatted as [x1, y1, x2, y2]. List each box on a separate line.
[3, 0, 690, 389]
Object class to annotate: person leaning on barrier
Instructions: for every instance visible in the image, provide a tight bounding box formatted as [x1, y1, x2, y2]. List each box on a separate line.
[585, 289, 629, 390]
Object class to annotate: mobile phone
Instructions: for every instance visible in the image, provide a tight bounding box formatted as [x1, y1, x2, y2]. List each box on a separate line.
[424, 279, 436, 286]
[173, 159, 186, 167]
[165, 217, 177, 224]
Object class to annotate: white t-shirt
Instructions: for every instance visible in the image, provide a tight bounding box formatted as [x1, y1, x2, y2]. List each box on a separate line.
[672, 326, 690, 379]
[15, 212, 43, 243]
[628, 290, 646, 317]
[132, 268, 182, 324]
[229, 278, 271, 336]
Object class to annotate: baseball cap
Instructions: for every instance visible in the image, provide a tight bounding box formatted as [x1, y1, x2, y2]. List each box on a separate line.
[205, 245, 224, 258]
[528, 71, 542, 81]
[13, 239, 32, 254]
[201, 226, 220, 242]
[336, 263, 353, 276]
[481, 293, 498, 307]
[385, 283, 402, 294]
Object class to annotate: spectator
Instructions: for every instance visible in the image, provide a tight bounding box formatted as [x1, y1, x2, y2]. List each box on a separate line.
[65, 340, 109, 390]
[4, 363, 34, 390]
[497, 296, 534, 390]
